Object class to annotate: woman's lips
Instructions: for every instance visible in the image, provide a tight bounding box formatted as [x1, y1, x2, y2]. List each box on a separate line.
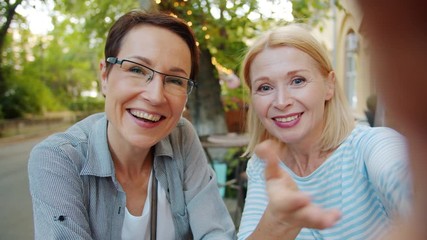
[273, 113, 302, 128]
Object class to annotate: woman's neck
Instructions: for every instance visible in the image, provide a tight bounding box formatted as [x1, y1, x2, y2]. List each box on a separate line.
[107, 123, 152, 176]
[113, 149, 153, 178]
[283, 144, 333, 177]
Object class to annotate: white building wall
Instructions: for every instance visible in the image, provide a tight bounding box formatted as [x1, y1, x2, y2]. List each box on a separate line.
[309, 0, 373, 122]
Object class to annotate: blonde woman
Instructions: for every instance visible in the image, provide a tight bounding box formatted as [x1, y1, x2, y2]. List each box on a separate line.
[237, 24, 411, 240]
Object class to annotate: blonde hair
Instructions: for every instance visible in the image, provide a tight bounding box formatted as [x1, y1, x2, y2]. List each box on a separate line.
[241, 24, 354, 156]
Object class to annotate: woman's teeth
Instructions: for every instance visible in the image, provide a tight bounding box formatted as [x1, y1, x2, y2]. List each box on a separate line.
[130, 109, 161, 122]
[276, 115, 299, 123]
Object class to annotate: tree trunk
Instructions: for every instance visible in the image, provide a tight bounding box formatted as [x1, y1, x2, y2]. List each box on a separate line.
[188, 48, 227, 136]
[0, 0, 23, 98]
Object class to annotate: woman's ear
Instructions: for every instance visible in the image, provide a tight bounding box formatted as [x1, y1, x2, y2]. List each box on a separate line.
[325, 71, 336, 101]
[100, 60, 108, 95]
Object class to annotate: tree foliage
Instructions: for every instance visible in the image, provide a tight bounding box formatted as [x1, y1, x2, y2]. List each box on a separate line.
[0, 0, 333, 124]
[157, 0, 278, 70]
[0, 0, 25, 116]
[292, 0, 337, 32]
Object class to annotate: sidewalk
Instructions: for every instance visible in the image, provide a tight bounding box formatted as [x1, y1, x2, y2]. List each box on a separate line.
[0, 123, 70, 146]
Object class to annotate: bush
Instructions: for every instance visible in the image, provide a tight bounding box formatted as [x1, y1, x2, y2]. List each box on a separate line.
[68, 97, 104, 113]
[1, 74, 64, 119]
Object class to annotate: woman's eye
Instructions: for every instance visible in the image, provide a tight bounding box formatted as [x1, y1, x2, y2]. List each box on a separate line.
[129, 67, 140, 73]
[291, 77, 306, 86]
[256, 84, 272, 92]
[166, 77, 185, 86]
[124, 63, 150, 76]
[129, 67, 145, 75]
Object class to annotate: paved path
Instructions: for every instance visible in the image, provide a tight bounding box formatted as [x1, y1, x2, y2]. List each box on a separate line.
[0, 124, 70, 240]
[0, 135, 47, 240]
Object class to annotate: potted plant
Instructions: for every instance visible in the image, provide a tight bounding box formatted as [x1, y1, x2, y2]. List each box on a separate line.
[220, 72, 249, 133]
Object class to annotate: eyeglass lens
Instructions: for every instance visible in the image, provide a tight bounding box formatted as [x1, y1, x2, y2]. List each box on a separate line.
[120, 60, 193, 95]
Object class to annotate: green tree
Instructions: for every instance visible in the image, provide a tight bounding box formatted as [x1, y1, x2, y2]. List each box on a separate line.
[35, 17, 99, 105]
[1, 0, 336, 123]
[0, 0, 25, 117]
[1, 20, 64, 118]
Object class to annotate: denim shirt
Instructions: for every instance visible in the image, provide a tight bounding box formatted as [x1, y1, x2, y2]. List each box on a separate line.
[28, 113, 236, 240]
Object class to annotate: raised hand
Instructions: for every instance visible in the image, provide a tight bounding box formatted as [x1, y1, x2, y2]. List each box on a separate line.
[254, 139, 341, 234]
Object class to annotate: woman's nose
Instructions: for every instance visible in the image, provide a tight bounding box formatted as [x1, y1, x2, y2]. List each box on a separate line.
[273, 86, 293, 110]
[141, 74, 167, 104]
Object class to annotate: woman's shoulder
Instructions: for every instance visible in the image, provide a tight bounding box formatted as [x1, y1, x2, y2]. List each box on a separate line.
[341, 124, 406, 152]
[175, 117, 195, 131]
[33, 113, 106, 151]
[347, 124, 403, 142]
[245, 155, 267, 181]
[156, 117, 200, 161]
[168, 117, 198, 143]
[29, 113, 108, 174]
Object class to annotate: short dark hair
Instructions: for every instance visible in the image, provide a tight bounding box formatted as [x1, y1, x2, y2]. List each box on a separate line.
[104, 10, 200, 80]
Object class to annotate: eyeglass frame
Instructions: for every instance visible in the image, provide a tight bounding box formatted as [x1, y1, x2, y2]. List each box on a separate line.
[106, 57, 197, 95]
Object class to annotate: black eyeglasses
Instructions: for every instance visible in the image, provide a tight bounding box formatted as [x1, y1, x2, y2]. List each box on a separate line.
[106, 57, 196, 95]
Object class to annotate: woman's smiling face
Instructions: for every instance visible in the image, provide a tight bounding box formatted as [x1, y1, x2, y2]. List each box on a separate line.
[250, 46, 334, 146]
[100, 24, 191, 149]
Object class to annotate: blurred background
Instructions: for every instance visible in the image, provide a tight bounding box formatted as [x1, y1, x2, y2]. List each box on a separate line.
[1, 0, 383, 139]
[0, 0, 385, 238]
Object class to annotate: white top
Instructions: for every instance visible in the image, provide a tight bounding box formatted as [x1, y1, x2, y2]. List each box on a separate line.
[121, 171, 175, 240]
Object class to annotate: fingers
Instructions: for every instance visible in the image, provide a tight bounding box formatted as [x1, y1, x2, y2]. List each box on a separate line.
[256, 139, 342, 230]
[266, 179, 311, 212]
[254, 139, 286, 181]
[255, 139, 298, 190]
[254, 139, 280, 161]
[266, 190, 341, 230]
[293, 205, 341, 229]
[265, 154, 286, 181]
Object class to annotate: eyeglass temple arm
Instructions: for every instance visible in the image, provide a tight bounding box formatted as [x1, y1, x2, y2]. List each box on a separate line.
[106, 57, 121, 64]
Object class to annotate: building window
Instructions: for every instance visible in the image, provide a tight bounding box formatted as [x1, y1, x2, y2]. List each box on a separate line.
[344, 31, 359, 109]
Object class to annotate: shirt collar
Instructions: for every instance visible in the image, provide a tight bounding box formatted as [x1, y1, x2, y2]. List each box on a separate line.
[80, 114, 176, 177]
[80, 114, 115, 177]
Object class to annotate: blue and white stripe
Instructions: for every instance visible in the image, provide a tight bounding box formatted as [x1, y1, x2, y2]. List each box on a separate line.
[238, 125, 411, 240]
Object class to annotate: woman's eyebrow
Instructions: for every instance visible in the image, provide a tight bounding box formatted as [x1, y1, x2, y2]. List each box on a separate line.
[128, 55, 189, 76]
[286, 69, 309, 76]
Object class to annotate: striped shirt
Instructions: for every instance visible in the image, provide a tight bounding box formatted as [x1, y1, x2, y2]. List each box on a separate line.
[238, 125, 411, 240]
